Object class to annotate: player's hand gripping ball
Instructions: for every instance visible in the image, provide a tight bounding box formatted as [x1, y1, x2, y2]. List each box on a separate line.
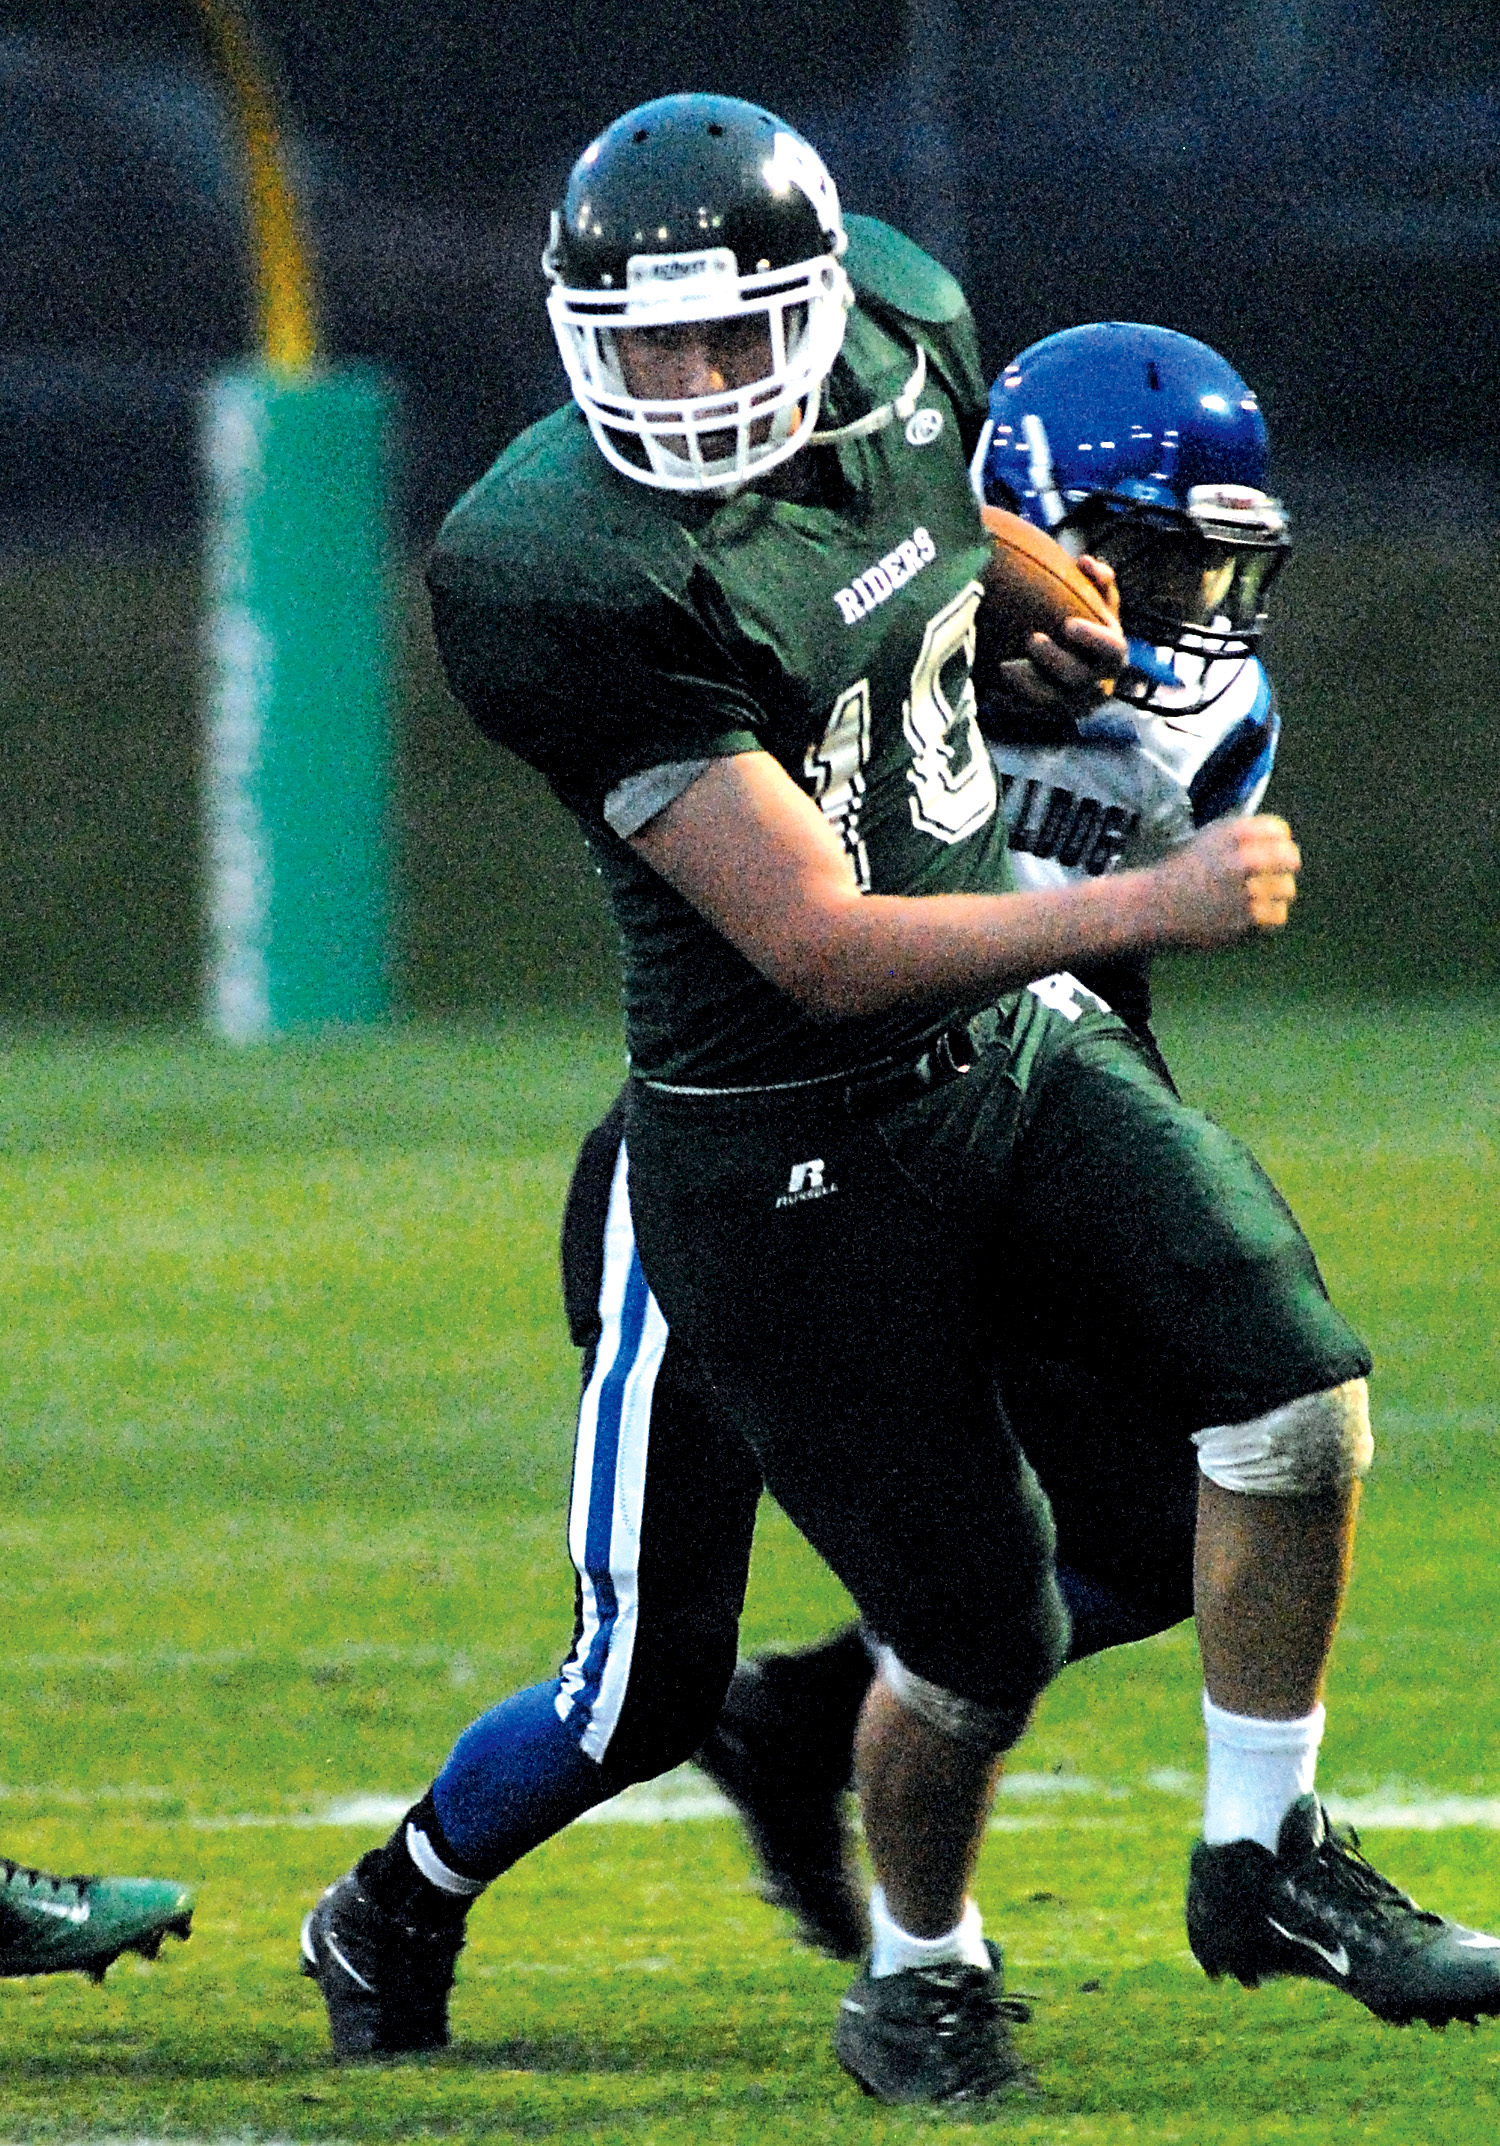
[973, 505, 1122, 697]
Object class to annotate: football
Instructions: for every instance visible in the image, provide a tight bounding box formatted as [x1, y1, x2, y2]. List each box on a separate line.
[974, 504, 1120, 681]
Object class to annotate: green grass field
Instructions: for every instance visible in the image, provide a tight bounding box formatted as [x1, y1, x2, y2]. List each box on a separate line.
[0, 995, 1496, 2142]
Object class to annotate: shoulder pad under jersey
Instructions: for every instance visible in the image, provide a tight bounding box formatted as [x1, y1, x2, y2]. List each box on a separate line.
[840, 216, 986, 442]
[843, 215, 970, 326]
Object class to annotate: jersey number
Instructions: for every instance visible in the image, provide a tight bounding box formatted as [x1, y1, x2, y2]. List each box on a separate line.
[903, 583, 995, 843]
[808, 581, 996, 873]
[804, 680, 872, 890]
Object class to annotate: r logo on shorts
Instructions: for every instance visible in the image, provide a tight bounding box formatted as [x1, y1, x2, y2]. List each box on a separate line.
[776, 1158, 835, 1208]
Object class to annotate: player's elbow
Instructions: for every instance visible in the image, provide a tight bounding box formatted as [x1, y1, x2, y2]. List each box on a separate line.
[791, 971, 886, 1023]
[754, 946, 864, 1022]
[755, 922, 905, 1023]
[707, 876, 911, 1021]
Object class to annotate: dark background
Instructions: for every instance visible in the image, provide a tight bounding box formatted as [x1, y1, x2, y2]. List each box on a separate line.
[1, 1, 1496, 1015]
[7, 0, 1500, 541]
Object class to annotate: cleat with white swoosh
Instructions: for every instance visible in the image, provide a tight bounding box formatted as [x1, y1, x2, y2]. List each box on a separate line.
[1187, 1793, 1500, 2027]
[0, 1856, 194, 1979]
[300, 1867, 464, 2058]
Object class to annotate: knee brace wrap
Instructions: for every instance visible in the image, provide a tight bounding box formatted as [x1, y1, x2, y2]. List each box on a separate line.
[874, 1645, 1030, 1754]
[1193, 1377, 1373, 1497]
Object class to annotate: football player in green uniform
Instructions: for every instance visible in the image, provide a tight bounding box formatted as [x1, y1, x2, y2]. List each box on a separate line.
[301, 95, 1500, 2105]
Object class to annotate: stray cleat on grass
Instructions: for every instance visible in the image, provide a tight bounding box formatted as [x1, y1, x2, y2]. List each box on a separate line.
[0, 1857, 194, 1980]
[300, 1867, 464, 2058]
[834, 1940, 1039, 2109]
[696, 1655, 869, 1961]
[1187, 1793, 1500, 2027]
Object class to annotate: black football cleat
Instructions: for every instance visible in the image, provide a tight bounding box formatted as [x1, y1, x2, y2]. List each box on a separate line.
[834, 1940, 1038, 2108]
[1187, 1793, 1500, 2027]
[300, 1867, 463, 2058]
[696, 1653, 868, 1961]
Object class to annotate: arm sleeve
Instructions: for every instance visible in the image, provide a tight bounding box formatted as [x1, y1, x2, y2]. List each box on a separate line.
[603, 759, 718, 838]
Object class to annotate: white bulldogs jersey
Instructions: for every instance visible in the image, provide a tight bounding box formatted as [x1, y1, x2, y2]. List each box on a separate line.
[992, 653, 1280, 893]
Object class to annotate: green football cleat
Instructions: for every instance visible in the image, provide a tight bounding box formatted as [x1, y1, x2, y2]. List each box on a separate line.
[0, 1855, 194, 1981]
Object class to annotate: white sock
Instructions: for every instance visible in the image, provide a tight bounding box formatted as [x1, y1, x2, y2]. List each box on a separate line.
[1202, 1691, 1325, 1852]
[868, 1885, 990, 1978]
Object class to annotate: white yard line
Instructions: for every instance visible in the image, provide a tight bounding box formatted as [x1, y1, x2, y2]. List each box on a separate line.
[190, 1773, 1500, 1832]
[1323, 1795, 1500, 1830]
[9, 1768, 1500, 1832]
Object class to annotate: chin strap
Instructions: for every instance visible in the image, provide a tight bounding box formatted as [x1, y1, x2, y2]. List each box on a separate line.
[808, 343, 927, 446]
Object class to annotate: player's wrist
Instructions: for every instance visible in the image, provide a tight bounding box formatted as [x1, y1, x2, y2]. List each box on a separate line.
[1073, 865, 1173, 960]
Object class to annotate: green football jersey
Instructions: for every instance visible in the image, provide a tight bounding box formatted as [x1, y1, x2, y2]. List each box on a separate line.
[429, 216, 1017, 1085]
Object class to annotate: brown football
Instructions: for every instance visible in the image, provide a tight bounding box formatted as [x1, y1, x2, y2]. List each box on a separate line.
[974, 505, 1120, 685]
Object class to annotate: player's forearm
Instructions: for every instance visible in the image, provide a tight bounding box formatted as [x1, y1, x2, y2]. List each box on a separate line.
[630, 752, 1298, 1024]
[771, 872, 1172, 1022]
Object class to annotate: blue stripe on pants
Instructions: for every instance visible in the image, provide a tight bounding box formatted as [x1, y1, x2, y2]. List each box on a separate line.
[561, 1247, 651, 1734]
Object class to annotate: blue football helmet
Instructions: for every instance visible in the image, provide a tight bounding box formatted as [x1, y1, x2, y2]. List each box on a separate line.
[974, 322, 1290, 706]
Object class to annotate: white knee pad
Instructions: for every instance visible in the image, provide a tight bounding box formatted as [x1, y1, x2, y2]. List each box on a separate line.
[874, 1645, 1027, 1753]
[1193, 1377, 1373, 1497]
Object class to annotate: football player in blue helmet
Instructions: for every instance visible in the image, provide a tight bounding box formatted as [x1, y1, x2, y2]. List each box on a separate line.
[975, 321, 1289, 721]
[692, 324, 1359, 1950]
[968, 323, 1290, 1032]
